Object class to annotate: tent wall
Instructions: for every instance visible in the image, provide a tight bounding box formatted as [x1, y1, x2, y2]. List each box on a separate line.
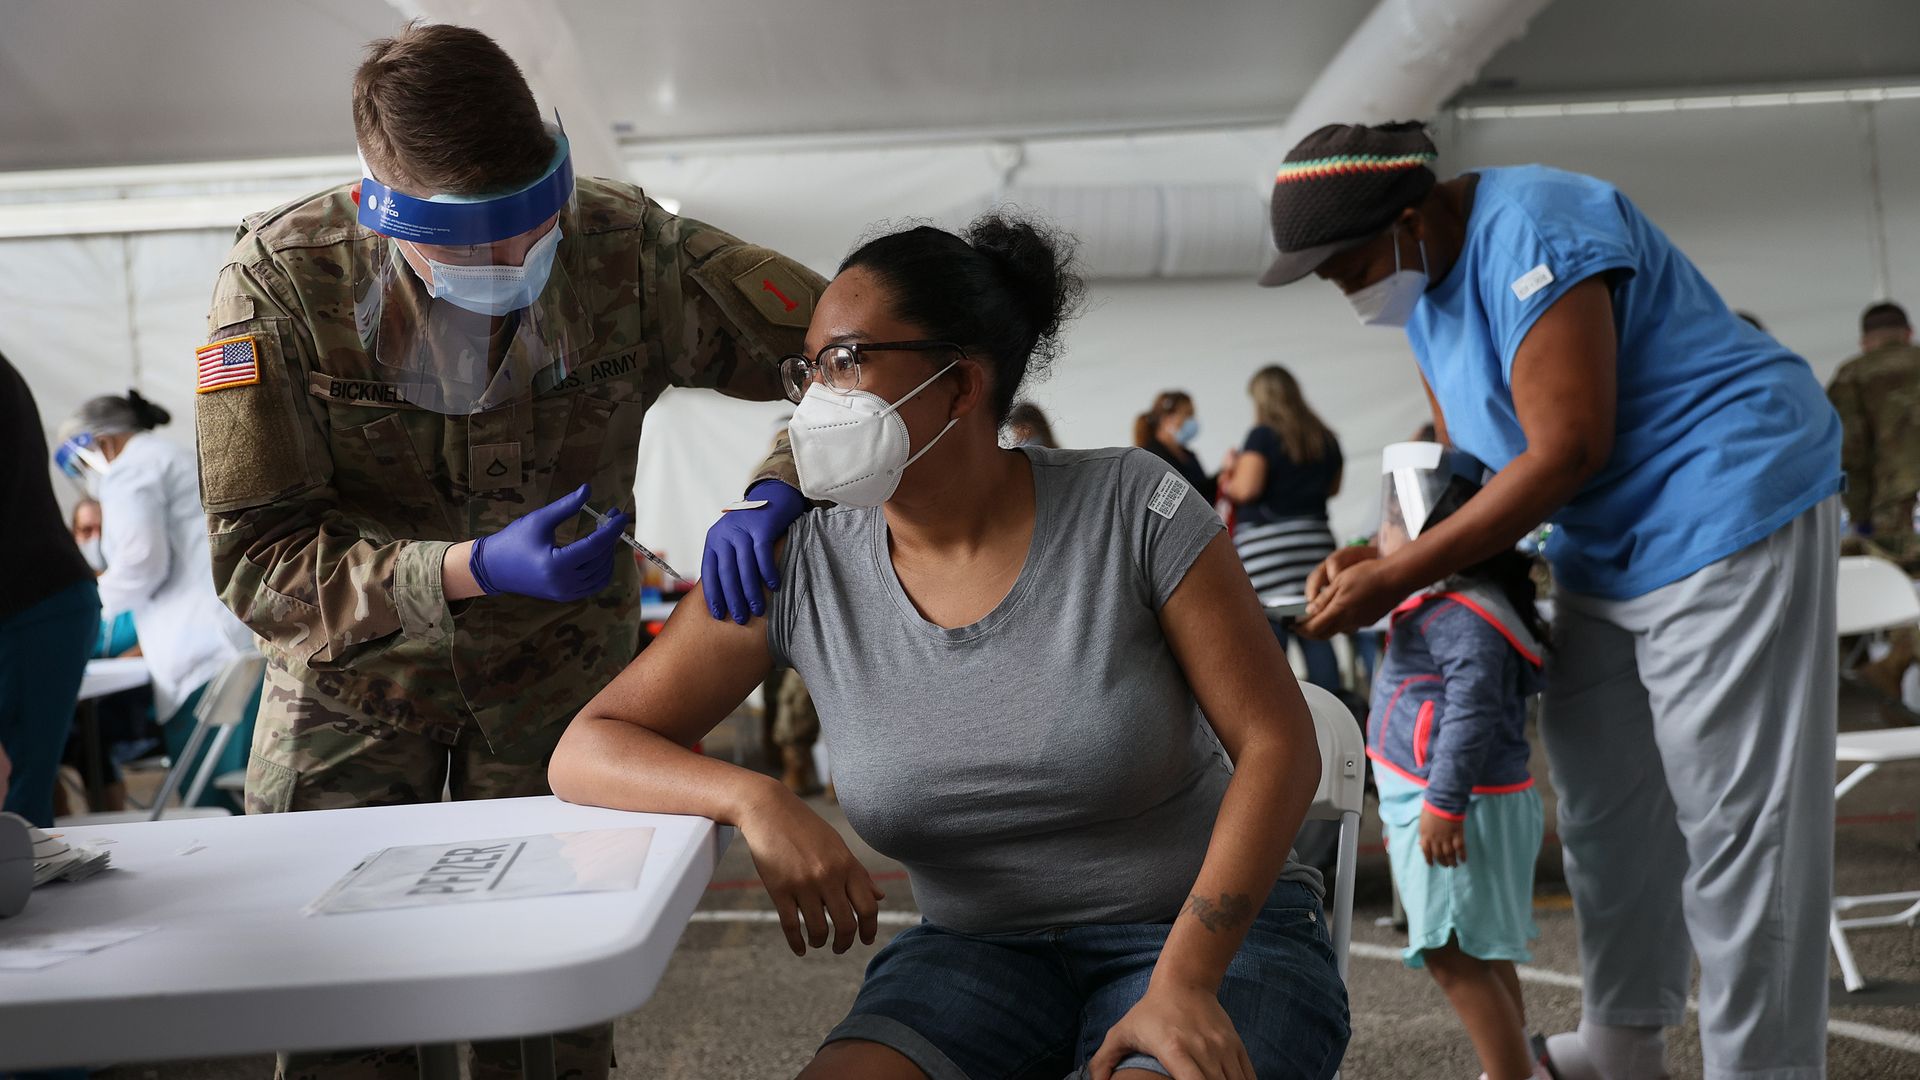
[7, 100, 1917, 566]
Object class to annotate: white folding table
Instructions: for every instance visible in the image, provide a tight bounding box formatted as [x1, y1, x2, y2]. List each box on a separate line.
[77, 657, 152, 702]
[1830, 727, 1920, 992]
[0, 796, 727, 1076]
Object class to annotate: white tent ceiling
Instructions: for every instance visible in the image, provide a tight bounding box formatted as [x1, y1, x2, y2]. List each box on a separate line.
[1467, 0, 1920, 99]
[7, 0, 1920, 569]
[4, 0, 1918, 175]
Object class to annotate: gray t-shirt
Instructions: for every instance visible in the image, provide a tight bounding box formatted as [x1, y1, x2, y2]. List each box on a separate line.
[769, 446, 1322, 933]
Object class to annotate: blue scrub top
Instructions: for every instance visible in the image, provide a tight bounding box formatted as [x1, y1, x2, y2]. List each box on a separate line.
[1405, 165, 1841, 600]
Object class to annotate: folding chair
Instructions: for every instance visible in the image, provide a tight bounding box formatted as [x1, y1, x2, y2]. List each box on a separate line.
[1830, 727, 1920, 992]
[1300, 682, 1365, 984]
[1836, 554, 1920, 673]
[57, 652, 265, 826]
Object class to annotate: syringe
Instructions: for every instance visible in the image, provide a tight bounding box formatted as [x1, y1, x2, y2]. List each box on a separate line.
[581, 502, 687, 585]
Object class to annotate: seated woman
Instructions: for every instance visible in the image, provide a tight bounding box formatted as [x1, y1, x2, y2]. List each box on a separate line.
[550, 213, 1350, 1080]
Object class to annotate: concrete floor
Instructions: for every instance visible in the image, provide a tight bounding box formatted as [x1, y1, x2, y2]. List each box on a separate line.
[94, 685, 1920, 1080]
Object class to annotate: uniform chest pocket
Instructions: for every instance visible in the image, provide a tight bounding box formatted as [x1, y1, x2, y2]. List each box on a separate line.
[547, 391, 649, 511]
[326, 409, 455, 539]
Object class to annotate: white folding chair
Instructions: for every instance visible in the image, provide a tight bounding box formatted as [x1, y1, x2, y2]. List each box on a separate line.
[1830, 727, 1920, 992]
[58, 652, 265, 826]
[1300, 683, 1365, 985]
[1836, 554, 1920, 661]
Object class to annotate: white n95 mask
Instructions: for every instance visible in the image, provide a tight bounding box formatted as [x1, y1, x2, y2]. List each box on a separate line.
[790, 361, 959, 506]
[79, 537, 106, 572]
[411, 224, 563, 317]
[1347, 226, 1428, 328]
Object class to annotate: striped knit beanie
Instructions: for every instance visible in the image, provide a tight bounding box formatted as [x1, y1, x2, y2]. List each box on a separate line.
[1258, 121, 1438, 287]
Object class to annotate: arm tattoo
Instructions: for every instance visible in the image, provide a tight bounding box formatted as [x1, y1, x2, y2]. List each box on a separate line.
[1183, 891, 1255, 933]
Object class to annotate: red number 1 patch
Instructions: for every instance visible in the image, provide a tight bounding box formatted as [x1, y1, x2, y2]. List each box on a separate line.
[762, 279, 798, 312]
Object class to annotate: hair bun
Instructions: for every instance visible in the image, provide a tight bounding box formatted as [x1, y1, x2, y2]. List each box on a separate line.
[126, 388, 171, 430]
[965, 211, 1083, 355]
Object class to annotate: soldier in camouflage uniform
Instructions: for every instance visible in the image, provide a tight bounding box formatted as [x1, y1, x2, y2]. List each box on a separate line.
[1828, 300, 1920, 699]
[194, 24, 818, 1080]
[772, 668, 822, 795]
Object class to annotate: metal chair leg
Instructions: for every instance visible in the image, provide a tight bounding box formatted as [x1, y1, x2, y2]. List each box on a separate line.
[180, 723, 237, 809]
[147, 720, 212, 821]
[521, 1034, 557, 1080]
[1332, 811, 1359, 984]
[417, 1043, 459, 1080]
[1831, 908, 1868, 992]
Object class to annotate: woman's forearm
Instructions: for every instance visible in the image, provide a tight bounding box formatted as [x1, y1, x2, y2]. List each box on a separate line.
[1152, 734, 1321, 992]
[549, 713, 787, 826]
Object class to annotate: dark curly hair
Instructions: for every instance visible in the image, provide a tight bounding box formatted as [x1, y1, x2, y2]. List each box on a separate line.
[839, 210, 1085, 423]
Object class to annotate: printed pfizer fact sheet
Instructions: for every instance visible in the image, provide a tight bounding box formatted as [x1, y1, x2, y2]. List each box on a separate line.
[305, 829, 654, 915]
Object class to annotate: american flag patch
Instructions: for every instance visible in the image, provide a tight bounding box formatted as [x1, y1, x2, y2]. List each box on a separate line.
[195, 335, 260, 393]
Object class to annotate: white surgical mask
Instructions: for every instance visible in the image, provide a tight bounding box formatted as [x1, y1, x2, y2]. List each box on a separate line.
[79, 537, 106, 572]
[790, 361, 959, 506]
[1348, 227, 1428, 328]
[411, 224, 563, 317]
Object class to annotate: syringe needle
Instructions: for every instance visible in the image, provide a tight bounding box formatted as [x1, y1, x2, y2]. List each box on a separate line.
[581, 503, 687, 584]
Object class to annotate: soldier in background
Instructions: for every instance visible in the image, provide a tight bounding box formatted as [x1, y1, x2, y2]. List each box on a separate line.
[773, 669, 823, 796]
[1830, 300, 1920, 699]
[195, 23, 818, 1080]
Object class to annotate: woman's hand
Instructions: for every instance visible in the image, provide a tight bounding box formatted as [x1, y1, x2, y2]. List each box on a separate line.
[1420, 806, 1467, 867]
[1089, 983, 1255, 1080]
[737, 788, 884, 956]
[1303, 544, 1376, 601]
[1298, 545, 1409, 637]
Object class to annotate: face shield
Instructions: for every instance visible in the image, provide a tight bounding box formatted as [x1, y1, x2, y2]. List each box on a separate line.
[350, 121, 593, 415]
[1377, 441, 1486, 556]
[53, 426, 111, 497]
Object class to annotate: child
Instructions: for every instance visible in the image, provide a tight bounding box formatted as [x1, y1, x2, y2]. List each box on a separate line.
[1367, 442, 1550, 1080]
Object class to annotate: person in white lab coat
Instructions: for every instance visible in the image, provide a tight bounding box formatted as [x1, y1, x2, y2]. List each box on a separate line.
[56, 391, 258, 807]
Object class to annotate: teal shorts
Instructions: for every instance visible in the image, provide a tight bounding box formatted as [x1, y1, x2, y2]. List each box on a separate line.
[1376, 766, 1543, 967]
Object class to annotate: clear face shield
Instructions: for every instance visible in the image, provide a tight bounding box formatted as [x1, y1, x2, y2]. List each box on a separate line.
[350, 121, 594, 415]
[53, 431, 110, 497]
[1377, 441, 1486, 557]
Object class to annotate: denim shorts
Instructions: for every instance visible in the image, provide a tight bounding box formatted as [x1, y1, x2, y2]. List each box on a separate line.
[821, 879, 1350, 1080]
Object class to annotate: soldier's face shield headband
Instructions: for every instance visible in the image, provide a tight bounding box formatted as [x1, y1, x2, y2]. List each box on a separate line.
[1377, 441, 1485, 556]
[354, 125, 574, 248]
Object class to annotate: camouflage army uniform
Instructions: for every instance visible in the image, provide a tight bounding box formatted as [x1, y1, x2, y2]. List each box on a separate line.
[1828, 341, 1920, 698]
[773, 669, 819, 748]
[195, 178, 819, 1080]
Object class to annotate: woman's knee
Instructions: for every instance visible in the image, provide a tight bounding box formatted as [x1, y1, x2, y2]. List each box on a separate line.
[796, 1039, 927, 1080]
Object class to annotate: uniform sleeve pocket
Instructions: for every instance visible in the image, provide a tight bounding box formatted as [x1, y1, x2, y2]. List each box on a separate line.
[197, 318, 325, 513]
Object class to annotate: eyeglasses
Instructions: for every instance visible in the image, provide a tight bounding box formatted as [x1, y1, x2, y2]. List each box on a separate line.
[779, 340, 964, 404]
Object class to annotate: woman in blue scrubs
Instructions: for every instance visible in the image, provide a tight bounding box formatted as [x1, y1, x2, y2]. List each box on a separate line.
[1263, 122, 1840, 1080]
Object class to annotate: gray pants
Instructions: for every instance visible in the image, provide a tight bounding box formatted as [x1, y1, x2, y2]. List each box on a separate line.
[1542, 498, 1837, 1080]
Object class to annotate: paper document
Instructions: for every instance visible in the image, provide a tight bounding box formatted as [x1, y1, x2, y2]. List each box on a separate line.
[0, 926, 155, 972]
[306, 828, 654, 916]
[28, 823, 112, 886]
[1261, 593, 1310, 617]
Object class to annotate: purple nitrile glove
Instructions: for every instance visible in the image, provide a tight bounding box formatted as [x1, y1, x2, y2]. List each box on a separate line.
[701, 479, 808, 623]
[470, 484, 630, 602]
